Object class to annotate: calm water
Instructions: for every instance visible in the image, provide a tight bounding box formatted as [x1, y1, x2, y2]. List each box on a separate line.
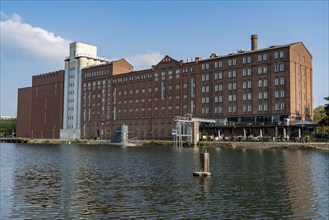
[1, 143, 328, 219]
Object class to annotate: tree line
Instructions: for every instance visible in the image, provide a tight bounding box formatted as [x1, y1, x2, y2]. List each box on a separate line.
[0, 118, 16, 137]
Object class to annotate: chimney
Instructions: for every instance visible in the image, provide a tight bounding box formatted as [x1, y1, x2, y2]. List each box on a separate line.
[251, 34, 258, 51]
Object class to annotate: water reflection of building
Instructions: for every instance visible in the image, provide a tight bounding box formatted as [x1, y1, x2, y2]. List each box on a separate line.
[282, 150, 318, 219]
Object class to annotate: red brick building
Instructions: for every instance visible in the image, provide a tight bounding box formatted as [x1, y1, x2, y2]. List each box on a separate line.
[16, 87, 32, 138]
[16, 71, 64, 139]
[81, 35, 313, 140]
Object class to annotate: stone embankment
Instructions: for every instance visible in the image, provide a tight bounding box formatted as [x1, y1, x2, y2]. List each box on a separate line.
[197, 141, 329, 151]
[1, 138, 328, 151]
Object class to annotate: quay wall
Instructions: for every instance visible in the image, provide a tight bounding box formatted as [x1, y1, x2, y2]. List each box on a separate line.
[1, 138, 328, 151]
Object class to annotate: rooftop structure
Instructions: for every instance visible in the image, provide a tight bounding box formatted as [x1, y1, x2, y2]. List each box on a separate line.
[60, 42, 110, 140]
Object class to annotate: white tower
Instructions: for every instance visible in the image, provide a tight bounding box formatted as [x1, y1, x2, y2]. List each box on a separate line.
[60, 42, 109, 140]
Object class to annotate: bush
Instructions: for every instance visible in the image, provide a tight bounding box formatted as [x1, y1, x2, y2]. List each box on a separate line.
[81, 135, 89, 140]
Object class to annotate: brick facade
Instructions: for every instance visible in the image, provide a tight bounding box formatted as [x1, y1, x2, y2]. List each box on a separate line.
[80, 38, 313, 140]
[16, 71, 64, 139]
[16, 87, 32, 138]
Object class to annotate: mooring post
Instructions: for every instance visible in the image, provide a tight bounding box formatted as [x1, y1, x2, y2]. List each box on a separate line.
[193, 149, 211, 176]
[200, 150, 210, 173]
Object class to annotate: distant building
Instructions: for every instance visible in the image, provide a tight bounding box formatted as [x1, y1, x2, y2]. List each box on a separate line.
[16, 71, 64, 139]
[80, 35, 313, 139]
[60, 42, 110, 140]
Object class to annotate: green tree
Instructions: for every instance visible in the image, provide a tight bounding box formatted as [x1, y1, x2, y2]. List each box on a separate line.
[314, 97, 329, 136]
[313, 105, 326, 122]
[0, 118, 16, 137]
[319, 97, 329, 125]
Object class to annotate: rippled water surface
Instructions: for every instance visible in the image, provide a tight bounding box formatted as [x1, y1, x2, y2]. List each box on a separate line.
[1, 143, 328, 219]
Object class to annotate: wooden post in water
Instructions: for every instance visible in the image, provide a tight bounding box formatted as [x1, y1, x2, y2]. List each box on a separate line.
[193, 150, 211, 176]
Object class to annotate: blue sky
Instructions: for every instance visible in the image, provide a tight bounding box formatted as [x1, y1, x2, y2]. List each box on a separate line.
[1, 0, 328, 116]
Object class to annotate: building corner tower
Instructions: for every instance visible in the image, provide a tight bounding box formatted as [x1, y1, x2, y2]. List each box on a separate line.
[60, 42, 109, 140]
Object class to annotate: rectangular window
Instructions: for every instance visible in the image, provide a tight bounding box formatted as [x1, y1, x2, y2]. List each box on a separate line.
[247, 57, 251, 63]
[264, 104, 268, 111]
[275, 78, 279, 85]
[243, 105, 247, 112]
[275, 103, 280, 110]
[263, 54, 267, 61]
[248, 93, 252, 100]
[280, 64, 285, 71]
[258, 55, 262, 62]
[247, 81, 252, 88]
[229, 95, 232, 102]
[281, 103, 285, 110]
[258, 67, 262, 74]
[219, 61, 222, 67]
[218, 96, 222, 102]
[263, 79, 268, 87]
[243, 81, 247, 89]
[248, 105, 252, 112]
[243, 93, 247, 101]
[228, 83, 232, 90]
[275, 91, 279, 98]
[214, 72, 218, 80]
[259, 92, 263, 99]
[233, 83, 236, 90]
[243, 57, 246, 64]
[280, 77, 285, 85]
[274, 52, 279, 59]
[219, 72, 223, 79]
[263, 91, 268, 99]
[279, 51, 284, 58]
[259, 105, 263, 111]
[258, 80, 263, 87]
[275, 64, 279, 72]
[219, 84, 222, 91]
[232, 59, 237, 66]
[243, 69, 247, 76]
[280, 90, 285, 97]
[228, 60, 232, 66]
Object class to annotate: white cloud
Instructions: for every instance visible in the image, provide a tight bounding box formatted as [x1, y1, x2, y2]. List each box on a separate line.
[0, 11, 71, 64]
[126, 51, 164, 70]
